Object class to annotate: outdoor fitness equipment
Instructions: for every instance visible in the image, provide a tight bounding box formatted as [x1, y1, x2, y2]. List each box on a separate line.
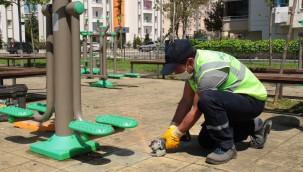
[80, 17, 100, 76]
[107, 16, 124, 79]
[89, 16, 120, 88]
[0, 1, 138, 161]
[80, 27, 91, 75]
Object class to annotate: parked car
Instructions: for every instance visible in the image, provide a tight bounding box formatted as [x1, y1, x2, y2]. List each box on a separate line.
[138, 41, 158, 52]
[6, 42, 39, 54]
[81, 42, 100, 52]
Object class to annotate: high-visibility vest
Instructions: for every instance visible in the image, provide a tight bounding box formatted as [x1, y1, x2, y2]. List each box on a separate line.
[188, 50, 267, 101]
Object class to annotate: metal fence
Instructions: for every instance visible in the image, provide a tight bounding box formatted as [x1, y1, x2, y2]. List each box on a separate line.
[0, 48, 165, 60]
[110, 48, 165, 60]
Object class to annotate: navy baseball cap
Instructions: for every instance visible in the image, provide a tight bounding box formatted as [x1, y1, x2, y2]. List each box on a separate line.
[161, 39, 194, 75]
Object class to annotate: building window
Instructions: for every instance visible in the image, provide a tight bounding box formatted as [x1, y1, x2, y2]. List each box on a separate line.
[7, 20, 12, 28]
[144, 0, 152, 9]
[93, 0, 102, 4]
[7, 5, 11, 10]
[93, 22, 99, 33]
[8, 38, 12, 43]
[275, 0, 289, 7]
[224, 0, 248, 18]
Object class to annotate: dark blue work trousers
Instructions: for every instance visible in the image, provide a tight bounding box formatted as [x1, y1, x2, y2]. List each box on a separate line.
[197, 90, 265, 150]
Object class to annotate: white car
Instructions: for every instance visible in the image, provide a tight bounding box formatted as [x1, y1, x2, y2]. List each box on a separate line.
[81, 43, 100, 52]
[138, 41, 158, 52]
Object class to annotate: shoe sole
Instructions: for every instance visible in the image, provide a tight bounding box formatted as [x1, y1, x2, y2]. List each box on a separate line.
[206, 153, 237, 165]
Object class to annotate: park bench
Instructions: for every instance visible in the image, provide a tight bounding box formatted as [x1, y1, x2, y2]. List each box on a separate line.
[250, 68, 303, 84]
[129, 59, 165, 78]
[249, 67, 303, 74]
[0, 67, 46, 85]
[254, 73, 303, 84]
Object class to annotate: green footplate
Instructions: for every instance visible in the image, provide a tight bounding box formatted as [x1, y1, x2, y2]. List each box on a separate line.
[90, 79, 114, 88]
[81, 59, 90, 63]
[124, 72, 141, 78]
[96, 114, 138, 128]
[69, 120, 114, 136]
[107, 73, 124, 79]
[27, 103, 47, 113]
[0, 106, 34, 117]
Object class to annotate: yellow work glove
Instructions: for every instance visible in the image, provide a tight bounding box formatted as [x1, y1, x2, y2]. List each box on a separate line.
[164, 127, 185, 150]
[161, 125, 177, 140]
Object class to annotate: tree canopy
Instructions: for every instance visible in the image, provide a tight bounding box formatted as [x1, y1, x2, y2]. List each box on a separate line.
[203, 1, 223, 32]
[155, 0, 208, 40]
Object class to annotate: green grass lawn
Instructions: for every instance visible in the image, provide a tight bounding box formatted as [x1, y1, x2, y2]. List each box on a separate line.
[2, 58, 299, 72]
[265, 97, 303, 114]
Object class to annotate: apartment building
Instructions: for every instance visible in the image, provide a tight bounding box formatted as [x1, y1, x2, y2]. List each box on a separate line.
[0, 3, 25, 46]
[222, 0, 303, 40]
[1, 0, 211, 47]
[124, 0, 162, 42]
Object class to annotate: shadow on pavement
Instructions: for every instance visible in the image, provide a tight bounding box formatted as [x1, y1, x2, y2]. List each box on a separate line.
[266, 115, 303, 131]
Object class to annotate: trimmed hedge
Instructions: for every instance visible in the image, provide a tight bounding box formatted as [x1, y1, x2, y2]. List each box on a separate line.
[191, 39, 299, 55]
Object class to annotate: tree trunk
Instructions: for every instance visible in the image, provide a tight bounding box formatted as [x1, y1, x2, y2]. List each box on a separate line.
[17, 0, 24, 67]
[30, 13, 35, 53]
[269, 5, 273, 66]
[274, 0, 297, 103]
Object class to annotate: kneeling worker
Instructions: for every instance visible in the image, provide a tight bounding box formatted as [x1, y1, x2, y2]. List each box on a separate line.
[160, 39, 272, 165]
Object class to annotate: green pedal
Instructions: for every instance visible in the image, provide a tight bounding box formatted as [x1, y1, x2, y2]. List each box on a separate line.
[107, 73, 124, 79]
[96, 114, 138, 128]
[69, 120, 114, 136]
[124, 72, 141, 78]
[0, 106, 34, 117]
[27, 103, 47, 113]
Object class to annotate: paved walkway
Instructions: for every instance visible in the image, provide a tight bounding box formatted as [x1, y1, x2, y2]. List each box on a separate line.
[0, 76, 302, 172]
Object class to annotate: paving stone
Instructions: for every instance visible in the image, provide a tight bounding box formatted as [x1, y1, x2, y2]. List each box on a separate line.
[1, 161, 58, 172]
[131, 157, 191, 171]
[274, 132, 303, 158]
[177, 163, 228, 172]
[100, 149, 150, 166]
[0, 153, 30, 170]
[63, 159, 125, 172]
[244, 160, 303, 172]
[255, 151, 303, 171]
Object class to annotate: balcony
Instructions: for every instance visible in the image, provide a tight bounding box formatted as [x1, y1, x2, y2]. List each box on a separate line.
[273, 7, 290, 26]
[92, 0, 103, 7]
[222, 0, 248, 32]
[92, 0, 102, 4]
[222, 16, 249, 32]
[143, 0, 152, 10]
[92, 7, 103, 19]
[143, 20, 153, 26]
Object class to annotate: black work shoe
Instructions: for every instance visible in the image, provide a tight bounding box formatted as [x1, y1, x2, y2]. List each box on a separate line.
[250, 120, 272, 149]
[180, 131, 191, 142]
[206, 146, 237, 165]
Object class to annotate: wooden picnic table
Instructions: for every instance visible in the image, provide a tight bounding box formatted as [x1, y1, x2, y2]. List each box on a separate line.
[249, 67, 303, 74]
[254, 73, 303, 84]
[0, 67, 46, 85]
